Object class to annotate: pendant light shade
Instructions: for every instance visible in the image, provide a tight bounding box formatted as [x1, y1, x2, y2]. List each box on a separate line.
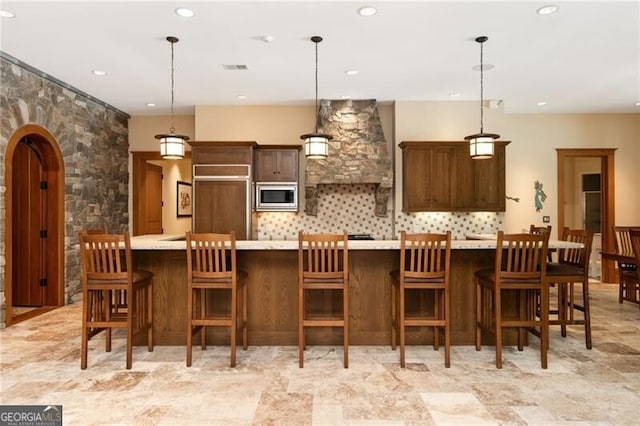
[155, 36, 189, 160]
[301, 36, 332, 160]
[465, 36, 499, 159]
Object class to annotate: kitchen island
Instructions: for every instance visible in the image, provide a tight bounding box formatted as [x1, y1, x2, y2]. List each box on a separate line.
[131, 236, 580, 346]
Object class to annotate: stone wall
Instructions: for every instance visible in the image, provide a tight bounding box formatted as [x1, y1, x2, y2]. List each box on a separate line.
[0, 54, 130, 328]
[305, 99, 393, 187]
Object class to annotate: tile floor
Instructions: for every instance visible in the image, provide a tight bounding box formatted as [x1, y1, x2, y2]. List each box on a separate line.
[1, 283, 639, 425]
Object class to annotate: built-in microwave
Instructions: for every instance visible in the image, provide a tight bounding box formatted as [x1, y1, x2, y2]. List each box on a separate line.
[255, 183, 298, 211]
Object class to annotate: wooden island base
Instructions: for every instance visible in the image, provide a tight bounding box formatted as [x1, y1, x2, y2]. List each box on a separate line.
[132, 248, 522, 347]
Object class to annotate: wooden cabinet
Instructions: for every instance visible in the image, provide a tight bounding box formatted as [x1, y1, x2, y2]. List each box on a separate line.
[254, 147, 299, 182]
[400, 143, 457, 211]
[189, 141, 257, 239]
[456, 142, 506, 211]
[400, 141, 508, 212]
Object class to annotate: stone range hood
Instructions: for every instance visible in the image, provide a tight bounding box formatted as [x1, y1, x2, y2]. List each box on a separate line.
[305, 99, 393, 217]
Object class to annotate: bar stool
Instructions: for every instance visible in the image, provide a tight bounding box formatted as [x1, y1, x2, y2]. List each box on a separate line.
[186, 231, 248, 367]
[390, 231, 451, 368]
[298, 232, 349, 368]
[79, 231, 154, 369]
[475, 231, 549, 369]
[529, 224, 553, 262]
[613, 226, 639, 306]
[626, 229, 640, 308]
[545, 227, 593, 349]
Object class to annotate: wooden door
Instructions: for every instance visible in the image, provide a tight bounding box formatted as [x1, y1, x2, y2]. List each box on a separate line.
[12, 140, 45, 307]
[145, 163, 163, 234]
[193, 180, 248, 239]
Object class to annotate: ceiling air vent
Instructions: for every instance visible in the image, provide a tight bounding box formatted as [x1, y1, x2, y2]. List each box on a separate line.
[222, 64, 248, 70]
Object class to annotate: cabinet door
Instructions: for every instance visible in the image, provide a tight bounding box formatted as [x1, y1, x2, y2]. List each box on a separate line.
[255, 150, 279, 181]
[275, 150, 298, 182]
[402, 147, 432, 211]
[473, 144, 505, 210]
[193, 180, 248, 239]
[454, 143, 506, 211]
[255, 149, 298, 182]
[429, 147, 456, 210]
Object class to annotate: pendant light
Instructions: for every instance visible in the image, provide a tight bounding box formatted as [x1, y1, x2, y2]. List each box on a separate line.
[155, 36, 189, 159]
[465, 36, 499, 159]
[300, 36, 332, 159]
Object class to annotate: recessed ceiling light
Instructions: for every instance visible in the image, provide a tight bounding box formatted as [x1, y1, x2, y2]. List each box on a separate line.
[237, 95, 246, 100]
[345, 69, 358, 76]
[635, 102, 640, 106]
[91, 70, 107, 76]
[0, 10, 15, 18]
[449, 93, 461, 98]
[537, 5, 559, 15]
[175, 7, 194, 18]
[146, 103, 156, 107]
[357, 6, 377, 17]
[341, 95, 351, 99]
[537, 101, 547, 106]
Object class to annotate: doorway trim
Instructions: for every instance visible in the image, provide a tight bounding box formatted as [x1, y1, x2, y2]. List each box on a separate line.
[557, 148, 616, 282]
[131, 151, 191, 236]
[5, 124, 65, 325]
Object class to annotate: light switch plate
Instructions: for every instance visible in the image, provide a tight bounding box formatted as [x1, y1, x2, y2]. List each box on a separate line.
[542, 216, 550, 223]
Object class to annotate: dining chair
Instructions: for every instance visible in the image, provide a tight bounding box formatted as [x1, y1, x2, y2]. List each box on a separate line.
[298, 231, 349, 368]
[186, 231, 248, 367]
[79, 231, 154, 369]
[545, 227, 593, 348]
[391, 231, 452, 367]
[626, 229, 640, 308]
[613, 226, 639, 306]
[475, 231, 549, 369]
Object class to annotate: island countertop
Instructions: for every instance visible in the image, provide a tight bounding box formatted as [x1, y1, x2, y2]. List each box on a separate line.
[131, 234, 581, 251]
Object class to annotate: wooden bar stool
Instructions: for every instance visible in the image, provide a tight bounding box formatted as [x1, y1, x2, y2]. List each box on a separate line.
[390, 231, 452, 368]
[613, 226, 639, 306]
[186, 231, 248, 367]
[627, 229, 640, 307]
[79, 231, 154, 370]
[298, 232, 349, 368]
[475, 231, 549, 369]
[545, 227, 593, 349]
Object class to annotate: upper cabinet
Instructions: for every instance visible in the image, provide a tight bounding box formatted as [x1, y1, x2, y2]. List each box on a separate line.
[400, 141, 508, 212]
[400, 142, 458, 212]
[254, 147, 300, 182]
[455, 142, 507, 211]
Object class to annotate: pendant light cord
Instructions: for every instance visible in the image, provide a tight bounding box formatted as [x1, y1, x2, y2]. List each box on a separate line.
[479, 39, 484, 134]
[314, 38, 319, 133]
[169, 38, 176, 134]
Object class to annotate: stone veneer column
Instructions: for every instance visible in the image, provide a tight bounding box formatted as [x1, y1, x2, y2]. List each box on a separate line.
[0, 56, 130, 328]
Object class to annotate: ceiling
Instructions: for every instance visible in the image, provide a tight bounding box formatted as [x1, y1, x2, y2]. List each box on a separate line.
[1, 1, 638, 116]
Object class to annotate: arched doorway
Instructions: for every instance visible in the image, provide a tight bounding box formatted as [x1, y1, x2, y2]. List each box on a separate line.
[5, 124, 64, 325]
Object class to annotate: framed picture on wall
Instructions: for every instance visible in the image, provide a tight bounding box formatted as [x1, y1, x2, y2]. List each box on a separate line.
[177, 181, 192, 217]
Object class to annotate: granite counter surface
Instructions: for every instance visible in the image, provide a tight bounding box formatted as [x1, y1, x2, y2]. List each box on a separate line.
[131, 234, 581, 251]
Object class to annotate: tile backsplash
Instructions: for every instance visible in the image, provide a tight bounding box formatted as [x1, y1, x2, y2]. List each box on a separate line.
[256, 184, 503, 240]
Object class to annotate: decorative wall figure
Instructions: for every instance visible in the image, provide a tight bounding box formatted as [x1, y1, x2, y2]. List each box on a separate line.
[534, 180, 547, 212]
